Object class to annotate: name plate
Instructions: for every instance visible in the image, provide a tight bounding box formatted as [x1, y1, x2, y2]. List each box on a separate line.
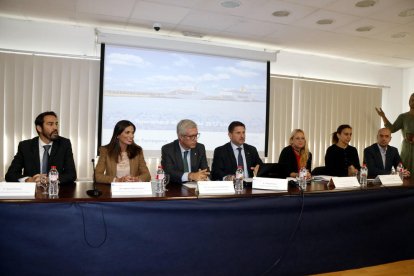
[252, 177, 288, 191]
[197, 181, 234, 195]
[111, 182, 152, 196]
[0, 182, 36, 198]
[331, 177, 360, 189]
[377, 175, 403, 186]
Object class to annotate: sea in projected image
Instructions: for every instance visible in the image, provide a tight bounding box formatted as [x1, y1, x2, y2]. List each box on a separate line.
[102, 96, 266, 153]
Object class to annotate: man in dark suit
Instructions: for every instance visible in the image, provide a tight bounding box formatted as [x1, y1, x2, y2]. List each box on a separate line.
[161, 119, 209, 184]
[363, 128, 409, 177]
[5, 111, 77, 184]
[211, 121, 263, 180]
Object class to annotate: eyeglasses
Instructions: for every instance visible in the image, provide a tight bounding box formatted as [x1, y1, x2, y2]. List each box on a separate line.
[182, 133, 200, 140]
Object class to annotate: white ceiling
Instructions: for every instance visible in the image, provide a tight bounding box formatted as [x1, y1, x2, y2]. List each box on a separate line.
[1, 0, 414, 67]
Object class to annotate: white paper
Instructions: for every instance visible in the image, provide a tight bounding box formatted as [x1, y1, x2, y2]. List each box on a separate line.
[111, 182, 152, 196]
[0, 182, 36, 198]
[197, 181, 235, 195]
[183, 182, 198, 189]
[312, 175, 332, 182]
[252, 177, 288, 191]
[331, 177, 360, 189]
[377, 175, 403, 186]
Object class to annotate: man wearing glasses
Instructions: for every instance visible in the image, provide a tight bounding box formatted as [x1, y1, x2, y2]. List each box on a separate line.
[161, 119, 209, 184]
[211, 121, 263, 180]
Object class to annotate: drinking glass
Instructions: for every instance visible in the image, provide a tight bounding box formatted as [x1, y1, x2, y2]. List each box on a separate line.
[39, 174, 49, 194]
[163, 174, 170, 192]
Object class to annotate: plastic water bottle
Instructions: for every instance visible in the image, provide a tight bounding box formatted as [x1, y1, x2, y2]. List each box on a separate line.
[359, 164, 368, 188]
[298, 167, 307, 190]
[48, 166, 59, 196]
[155, 165, 165, 193]
[391, 166, 396, 175]
[234, 166, 244, 192]
[397, 162, 404, 180]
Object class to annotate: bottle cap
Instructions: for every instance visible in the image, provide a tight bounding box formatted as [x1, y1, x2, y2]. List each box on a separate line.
[51, 166, 56, 169]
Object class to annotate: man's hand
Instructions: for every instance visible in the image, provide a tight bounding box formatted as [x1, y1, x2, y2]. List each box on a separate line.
[189, 169, 210, 181]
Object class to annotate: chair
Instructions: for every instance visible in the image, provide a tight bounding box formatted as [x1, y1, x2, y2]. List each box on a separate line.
[311, 166, 326, 176]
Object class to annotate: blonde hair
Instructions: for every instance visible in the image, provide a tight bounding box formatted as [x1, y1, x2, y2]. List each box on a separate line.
[289, 129, 309, 168]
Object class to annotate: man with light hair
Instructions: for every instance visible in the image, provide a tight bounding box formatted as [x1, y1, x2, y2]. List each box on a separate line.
[161, 119, 209, 184]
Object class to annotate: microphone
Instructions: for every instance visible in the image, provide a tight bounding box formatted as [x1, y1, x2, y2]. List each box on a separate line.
[87, 158, 102, 197]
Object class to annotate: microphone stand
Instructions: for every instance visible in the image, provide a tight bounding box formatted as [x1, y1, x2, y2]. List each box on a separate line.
[87, 158, 102, 197]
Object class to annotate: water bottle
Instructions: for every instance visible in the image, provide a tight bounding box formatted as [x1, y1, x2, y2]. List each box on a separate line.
[391, 166, 396, 175]
[397, 162, 404, 180]
[155, 165, 165, 193]
[234, 166, 244, 192]
[359, 164, 368, 188]
[48, 166, 59, 196]
[298, 167, 307, 190]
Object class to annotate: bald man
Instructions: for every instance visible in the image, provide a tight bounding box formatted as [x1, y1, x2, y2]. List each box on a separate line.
[363, 128, 402, 177]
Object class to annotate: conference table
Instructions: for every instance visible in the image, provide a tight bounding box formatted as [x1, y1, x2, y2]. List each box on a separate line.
[1, 178, 414, 275]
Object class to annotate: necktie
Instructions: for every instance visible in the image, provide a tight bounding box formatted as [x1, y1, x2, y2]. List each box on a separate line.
[237, 147, 244, 169]
[183, 150, 189, 172]
[42, 145, 51, 174]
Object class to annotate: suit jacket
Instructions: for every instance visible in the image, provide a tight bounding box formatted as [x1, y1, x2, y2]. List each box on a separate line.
[211, 142, 263, 180]
[363, 143, 401, 177]
[5, 136, 77, 184]
[278, 145, 312, 176]
[95, 146, 151, 184]
[161, 140, 209, 184]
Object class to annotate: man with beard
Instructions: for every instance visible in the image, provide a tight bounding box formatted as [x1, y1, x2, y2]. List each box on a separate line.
[5, 111, 77, 184]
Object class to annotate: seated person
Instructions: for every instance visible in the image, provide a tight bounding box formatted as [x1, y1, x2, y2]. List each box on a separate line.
[161, 119, 209, 184]
[95, 120, 151, 183]
[325, 124, 360, 177]
[364, 128, 410, 177]
[5, 111, 77, 184]
[278, 129, 312, 179]
[211, 121, 263, 180]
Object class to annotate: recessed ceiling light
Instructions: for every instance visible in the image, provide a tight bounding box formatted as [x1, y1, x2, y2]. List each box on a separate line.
[316, 19, 334, 25]
[356, 25, 374, 32]
[220, 0, 241, 8]
[272, 10, 290, 17]
[391, 32, 408, 38]
[355, 0, 376, 7]
[399, 8, 414, 17]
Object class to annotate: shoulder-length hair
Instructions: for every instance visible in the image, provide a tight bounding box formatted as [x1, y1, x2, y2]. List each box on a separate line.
[289, 129, 310, 168]
[106, 120, 142, 162]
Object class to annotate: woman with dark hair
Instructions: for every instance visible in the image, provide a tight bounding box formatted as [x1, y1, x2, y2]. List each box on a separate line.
[376, 93, 414, 174]
[96, 120, 151, 183]
[325, 124, 361, 177]
[278, 129, 312, 179]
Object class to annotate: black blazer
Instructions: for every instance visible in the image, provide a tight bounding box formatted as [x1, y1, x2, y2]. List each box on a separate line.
[211, 142, 263, 180]
[161, 139, 209, 184]
[363, 143, 401, 177]
[278, 145, 312, 176]
[5, 137, 77, 184]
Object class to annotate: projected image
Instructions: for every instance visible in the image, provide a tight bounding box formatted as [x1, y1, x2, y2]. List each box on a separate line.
[102, 45, 268, 156]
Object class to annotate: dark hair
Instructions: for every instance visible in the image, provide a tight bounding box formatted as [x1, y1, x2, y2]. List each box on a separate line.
[228, 121, 245, 133]
[34, 111, 57, 134]
[332, 124, 352, 144]
[106, 120, 142, 162]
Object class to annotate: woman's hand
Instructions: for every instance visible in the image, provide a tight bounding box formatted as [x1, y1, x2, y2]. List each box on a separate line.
[375, 107, 385, 117]
[348, 165, 358, 176]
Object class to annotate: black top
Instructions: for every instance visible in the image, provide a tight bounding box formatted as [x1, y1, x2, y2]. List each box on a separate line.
[211, 142, 263, 180]
[325, 144, 361, 177]
[5, 136, 77, 184]
[161, 140, 209, 184]
[278, 145, 312, 176]
[363, 143, 401, 177]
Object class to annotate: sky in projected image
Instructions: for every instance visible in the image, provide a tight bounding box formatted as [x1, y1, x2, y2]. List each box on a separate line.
[102, 45, 267, 156]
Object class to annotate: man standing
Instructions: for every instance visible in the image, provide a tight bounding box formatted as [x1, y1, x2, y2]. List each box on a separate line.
[5, 111, 77, 184]
[161, 119, 209, 184]
[364, 128, 409, 177]
[211, 121, 263, 180]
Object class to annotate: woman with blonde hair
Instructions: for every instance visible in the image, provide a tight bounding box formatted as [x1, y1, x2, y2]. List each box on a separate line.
[278, 129, 312, 178]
